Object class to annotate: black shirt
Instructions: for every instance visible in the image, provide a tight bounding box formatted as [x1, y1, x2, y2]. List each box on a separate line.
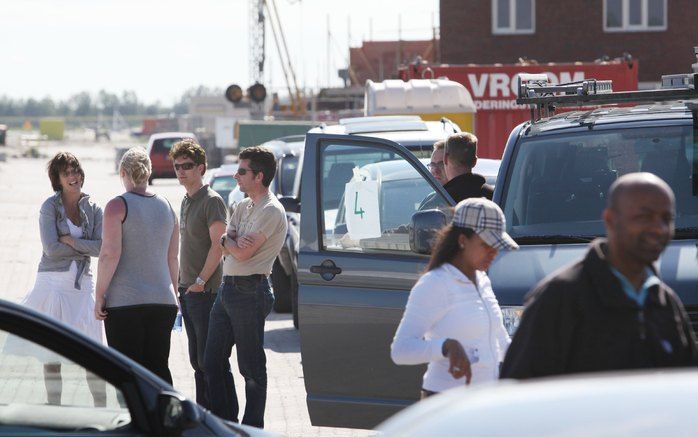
[443, 172, 493, 203]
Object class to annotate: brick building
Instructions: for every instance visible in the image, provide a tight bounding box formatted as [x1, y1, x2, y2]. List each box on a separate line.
[349, 39, 439, 86]
[440, 0, 697, 86]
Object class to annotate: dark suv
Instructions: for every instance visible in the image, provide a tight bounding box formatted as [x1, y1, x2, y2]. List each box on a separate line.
[295, 72, 698, 429]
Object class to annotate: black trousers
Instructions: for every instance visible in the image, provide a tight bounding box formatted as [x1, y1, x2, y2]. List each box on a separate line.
[105, 304, 177, 384]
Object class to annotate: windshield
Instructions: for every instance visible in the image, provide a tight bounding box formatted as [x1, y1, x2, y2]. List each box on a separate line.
[502, 125, 697, 239]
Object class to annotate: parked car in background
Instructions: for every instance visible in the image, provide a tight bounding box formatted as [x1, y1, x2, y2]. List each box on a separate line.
[0, 299, 274, 436]
[295, 74, 698, 428]
[377, 370, 698, 437]
[205, 164, 239, 206]
[146, 132, 197, 184]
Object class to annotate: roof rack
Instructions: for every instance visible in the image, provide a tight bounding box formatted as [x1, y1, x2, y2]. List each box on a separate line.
[517, 71, 698, 122]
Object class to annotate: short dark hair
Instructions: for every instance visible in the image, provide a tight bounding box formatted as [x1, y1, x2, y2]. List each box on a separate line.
[239, 146, 277, 187]
[445, 132, 478, 167]
[47, 152, 85, 192]
[169, 138, 207, 175]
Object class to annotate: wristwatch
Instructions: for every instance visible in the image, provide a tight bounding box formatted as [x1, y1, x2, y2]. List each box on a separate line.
[195, 276, 206, 287]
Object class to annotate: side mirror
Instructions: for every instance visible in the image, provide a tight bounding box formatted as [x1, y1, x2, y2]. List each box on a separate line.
[409, 209, 447, 254]
[278, 196, 300, 214]
[158, 392, 201, 436]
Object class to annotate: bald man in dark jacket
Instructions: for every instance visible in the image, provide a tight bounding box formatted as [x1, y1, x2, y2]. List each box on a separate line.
[501, 173, 697, 379]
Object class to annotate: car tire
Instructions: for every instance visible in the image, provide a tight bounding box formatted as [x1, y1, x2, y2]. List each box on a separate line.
[271, 259, 292, 313]
[291, 271, 299, 330]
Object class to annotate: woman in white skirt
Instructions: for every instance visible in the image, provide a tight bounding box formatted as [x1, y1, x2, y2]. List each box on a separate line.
[7, 152, 105, 406]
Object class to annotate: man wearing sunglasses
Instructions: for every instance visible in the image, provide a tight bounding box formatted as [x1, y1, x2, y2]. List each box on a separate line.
[169, 139, 227, 410]
[204, 146, 287, 428]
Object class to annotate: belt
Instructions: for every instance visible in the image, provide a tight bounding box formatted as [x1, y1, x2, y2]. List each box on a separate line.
[223, 274, 266, 285]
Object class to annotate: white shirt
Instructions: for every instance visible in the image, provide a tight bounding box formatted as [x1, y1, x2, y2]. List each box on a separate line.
[391, 263, 510, 392]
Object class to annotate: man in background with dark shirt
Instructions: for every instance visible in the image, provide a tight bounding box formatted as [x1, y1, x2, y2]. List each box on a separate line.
[443, 132, 493, 202]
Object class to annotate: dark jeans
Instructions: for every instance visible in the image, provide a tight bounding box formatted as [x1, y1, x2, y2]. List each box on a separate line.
[179, 287, 216, 409]
[203, 275, 274, 428]
[104, 305, 177, 385]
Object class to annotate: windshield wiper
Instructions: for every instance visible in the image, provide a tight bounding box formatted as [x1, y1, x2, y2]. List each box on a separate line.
[513, 235, 597, 244]
[674, 227, 698, 239]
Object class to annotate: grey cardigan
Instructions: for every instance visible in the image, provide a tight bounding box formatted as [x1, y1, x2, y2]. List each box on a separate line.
[38, 192, 103, 288]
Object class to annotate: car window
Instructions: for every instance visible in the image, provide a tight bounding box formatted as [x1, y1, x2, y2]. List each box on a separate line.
[0, 329, 131, 432]
[321, 143, 448, 254]
[502, 125, 697, 238]
[152, 138, 182, 153]
[279, 155, 299, 197]
[210, 175, 237, 201]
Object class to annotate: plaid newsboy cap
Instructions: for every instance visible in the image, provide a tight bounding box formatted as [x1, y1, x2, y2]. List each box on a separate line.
[452, 198, 519, 251]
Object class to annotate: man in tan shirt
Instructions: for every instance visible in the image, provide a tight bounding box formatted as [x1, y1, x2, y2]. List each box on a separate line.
[203, 146, 287, 428]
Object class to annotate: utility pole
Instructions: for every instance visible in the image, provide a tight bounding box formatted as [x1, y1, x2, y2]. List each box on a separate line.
[326, 14, 331, 88]
[397, 14, 402, 69]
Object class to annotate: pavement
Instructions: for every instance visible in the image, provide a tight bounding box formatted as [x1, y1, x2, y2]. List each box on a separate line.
[0, 131, 372, 436]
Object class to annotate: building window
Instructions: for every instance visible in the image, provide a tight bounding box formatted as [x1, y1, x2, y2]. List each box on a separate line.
[492, 0, 535, 35]
[604, 0, 667, 32]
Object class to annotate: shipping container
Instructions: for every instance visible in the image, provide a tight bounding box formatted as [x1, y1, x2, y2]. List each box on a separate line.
[398, 59, 639, 159]
[39, 118, 65, 141]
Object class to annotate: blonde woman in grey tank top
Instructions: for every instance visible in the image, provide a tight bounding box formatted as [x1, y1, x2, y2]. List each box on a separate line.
[95, 147, 180, 384]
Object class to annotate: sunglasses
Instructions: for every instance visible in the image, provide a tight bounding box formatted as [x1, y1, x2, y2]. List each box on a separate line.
[427, 161, 444, 171]
[237, 167, 255, 176]
[174, 162, 196, 171]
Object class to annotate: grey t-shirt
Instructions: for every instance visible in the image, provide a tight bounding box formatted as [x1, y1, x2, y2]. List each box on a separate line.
[179, 185, 227, 291]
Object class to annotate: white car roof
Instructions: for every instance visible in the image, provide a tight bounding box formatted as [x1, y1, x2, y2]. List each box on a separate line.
[377, 370, 698, 436]
[148, 132, 197, 141]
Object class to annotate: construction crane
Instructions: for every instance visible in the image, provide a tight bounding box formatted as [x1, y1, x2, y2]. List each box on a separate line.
[248, 0, 306, 114]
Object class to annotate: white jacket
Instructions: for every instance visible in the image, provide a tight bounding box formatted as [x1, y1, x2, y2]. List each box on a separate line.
[391, 263, 510, 393]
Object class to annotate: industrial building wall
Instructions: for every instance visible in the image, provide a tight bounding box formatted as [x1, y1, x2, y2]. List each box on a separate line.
[440, 0, 697, 83]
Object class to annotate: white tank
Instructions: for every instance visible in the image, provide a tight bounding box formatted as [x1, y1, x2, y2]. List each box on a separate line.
[364, 79, 476, 115]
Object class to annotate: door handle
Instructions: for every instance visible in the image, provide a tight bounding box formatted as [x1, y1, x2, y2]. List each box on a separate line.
[310, 259, 342, 281]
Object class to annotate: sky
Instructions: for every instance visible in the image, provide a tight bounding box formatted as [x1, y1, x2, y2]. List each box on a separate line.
[1, 0, 439, 105]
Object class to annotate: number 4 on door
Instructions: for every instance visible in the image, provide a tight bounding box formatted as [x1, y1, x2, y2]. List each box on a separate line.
[353, 192, 365, 219]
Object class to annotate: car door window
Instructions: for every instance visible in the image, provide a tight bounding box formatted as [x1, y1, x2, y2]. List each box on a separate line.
[0, 329, 131, 432]
[321, 142, 448, 253]
[279, 155, 300, 197]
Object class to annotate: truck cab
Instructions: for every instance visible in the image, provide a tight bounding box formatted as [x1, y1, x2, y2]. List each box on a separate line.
[296, 71, 698, 429]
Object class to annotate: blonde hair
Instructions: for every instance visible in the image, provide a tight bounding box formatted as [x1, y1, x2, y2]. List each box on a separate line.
[120, 147, 152, 186]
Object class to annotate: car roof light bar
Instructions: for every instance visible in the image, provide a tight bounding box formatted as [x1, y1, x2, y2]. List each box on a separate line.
[517, 72, 698, 122]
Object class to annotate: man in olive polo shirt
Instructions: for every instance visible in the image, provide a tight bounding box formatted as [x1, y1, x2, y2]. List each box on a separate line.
[169, 139, 227, 409]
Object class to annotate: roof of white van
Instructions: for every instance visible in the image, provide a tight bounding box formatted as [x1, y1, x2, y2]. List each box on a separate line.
[308, 116, 460, 138]
[148, 132, 197, 141]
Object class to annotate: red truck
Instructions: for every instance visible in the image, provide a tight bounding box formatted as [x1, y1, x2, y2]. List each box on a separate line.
[398, 58, 638, 159]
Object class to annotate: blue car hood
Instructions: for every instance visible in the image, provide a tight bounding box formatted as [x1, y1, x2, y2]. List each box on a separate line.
[489, 240, 698, 307]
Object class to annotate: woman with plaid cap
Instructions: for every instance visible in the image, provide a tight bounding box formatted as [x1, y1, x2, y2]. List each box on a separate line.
[391, 198, 518, 397]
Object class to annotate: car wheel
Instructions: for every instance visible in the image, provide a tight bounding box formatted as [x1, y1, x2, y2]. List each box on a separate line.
[271, 259, 292, 313]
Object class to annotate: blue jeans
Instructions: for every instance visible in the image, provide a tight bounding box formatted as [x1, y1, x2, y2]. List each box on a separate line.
[179, 287, 216, 409]
[203, 275, 274, 428]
